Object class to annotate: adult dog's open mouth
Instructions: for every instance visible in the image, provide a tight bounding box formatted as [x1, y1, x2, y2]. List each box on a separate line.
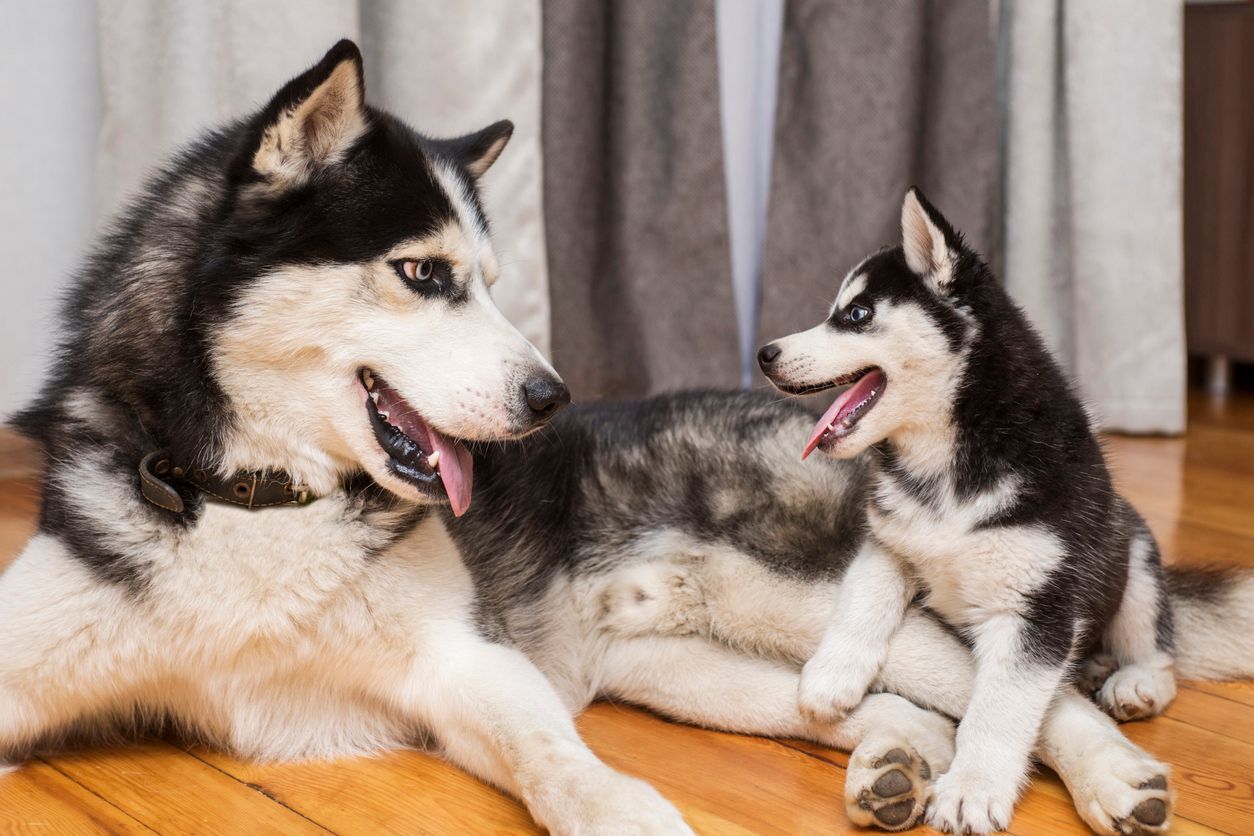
[358, 368, 474, 515]
[801, 367, 887, 460]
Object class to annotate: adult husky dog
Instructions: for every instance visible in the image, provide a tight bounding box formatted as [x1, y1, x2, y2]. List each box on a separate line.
[0, 40, 697, 833]
[754, 189, 1189, 831]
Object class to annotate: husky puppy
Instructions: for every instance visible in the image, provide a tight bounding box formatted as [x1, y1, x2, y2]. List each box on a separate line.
[585, 195, 1251, 832]
[751, 189, 1187, 831]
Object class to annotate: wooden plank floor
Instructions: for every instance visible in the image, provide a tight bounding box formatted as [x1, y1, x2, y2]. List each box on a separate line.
[1, 391, 1252, 834]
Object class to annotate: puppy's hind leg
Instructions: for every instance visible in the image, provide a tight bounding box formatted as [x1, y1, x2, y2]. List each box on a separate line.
[1039, 690, 1173, 835]
[1098, 523, 1176, 721]
[598, 634, 954, 832]
[0, 535, 140, 770]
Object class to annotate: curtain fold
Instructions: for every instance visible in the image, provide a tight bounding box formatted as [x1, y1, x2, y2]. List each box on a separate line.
[998, 0, 1185, 433]
[362, 0, 550, 356]
[94, 0, 550, 355]
[72, 2, 1188, 428]
[95, 0, 360, 221]
[757, 0, 1000, 352]
[541, 0, 740, 400]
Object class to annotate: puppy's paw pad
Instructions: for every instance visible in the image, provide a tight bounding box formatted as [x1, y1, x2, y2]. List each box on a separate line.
[1102, 775, 1172, 835]
[1098, 665, 1176, 721]
[846, 746, 931, 831]
[1071, 739, 1173, 835]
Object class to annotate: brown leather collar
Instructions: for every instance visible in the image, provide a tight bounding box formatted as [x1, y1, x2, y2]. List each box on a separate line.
[139, 451, 315, 514]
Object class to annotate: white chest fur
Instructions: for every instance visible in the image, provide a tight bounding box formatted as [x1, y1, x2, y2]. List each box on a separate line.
[869, 471, 1063, 628]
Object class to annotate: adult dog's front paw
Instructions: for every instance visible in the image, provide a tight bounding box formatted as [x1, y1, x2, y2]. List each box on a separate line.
[926, 766, 1017, 834]
[560, 769, 693, 836]
[1097, 664, 1176, 722]
[846, 744, 933, 831]
[797, 657, 873, 723]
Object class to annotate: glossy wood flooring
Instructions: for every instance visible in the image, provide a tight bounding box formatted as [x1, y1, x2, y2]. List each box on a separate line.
[1, 392, 1252, 834]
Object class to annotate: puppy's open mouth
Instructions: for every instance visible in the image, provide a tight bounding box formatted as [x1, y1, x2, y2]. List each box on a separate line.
[358, 368, 474, 516]
[801, 367, 887, 460]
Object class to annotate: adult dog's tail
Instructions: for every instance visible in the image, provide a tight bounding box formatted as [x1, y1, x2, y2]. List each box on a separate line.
[1169, 565, 1254, 680]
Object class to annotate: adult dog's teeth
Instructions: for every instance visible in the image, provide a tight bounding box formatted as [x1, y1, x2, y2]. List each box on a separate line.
[363, 370, 375, 390]
[379, 411, 390, 421]
[370, 391, 379, 404]
[427, 451, 441, 469]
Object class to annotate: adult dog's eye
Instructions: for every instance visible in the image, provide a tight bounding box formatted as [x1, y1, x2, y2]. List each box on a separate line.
[847, 304, 872, 323]
[397, 259, 435, 283]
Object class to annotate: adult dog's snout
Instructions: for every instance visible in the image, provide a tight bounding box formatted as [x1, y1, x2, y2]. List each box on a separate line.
[522, 376, 571, 425]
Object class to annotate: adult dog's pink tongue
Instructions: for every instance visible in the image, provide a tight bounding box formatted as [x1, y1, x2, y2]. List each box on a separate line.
[428, 429, 474, 516]
[802, 370, 883, 460]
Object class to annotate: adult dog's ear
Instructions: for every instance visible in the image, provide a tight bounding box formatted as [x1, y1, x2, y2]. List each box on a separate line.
[249, 39, 367, 185]
[901, 187, 958, 295]
[434, 120, 514, 180]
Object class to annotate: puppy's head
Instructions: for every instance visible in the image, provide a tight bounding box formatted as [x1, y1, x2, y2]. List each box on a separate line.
[758, 189, 982, 459]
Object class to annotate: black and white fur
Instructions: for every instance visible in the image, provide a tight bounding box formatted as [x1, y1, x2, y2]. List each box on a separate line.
[4, 40, 1247, 835]
[0, 41, 699, 834]
[740, 189, 1249, 831]
[452, 390, 1249, 834]
[579, 195, 1251, 832]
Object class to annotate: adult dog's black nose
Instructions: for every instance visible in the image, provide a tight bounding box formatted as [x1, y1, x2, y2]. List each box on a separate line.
[758, 343, 782, 370]
[523, 376, 571, 423]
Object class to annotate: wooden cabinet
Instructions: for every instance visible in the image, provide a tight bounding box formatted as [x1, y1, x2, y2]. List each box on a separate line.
[1184, 1, 1254, 390]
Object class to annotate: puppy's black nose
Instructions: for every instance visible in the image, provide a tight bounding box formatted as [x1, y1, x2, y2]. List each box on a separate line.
[758, 343, 782, 370]
[523, 376, 571, 423]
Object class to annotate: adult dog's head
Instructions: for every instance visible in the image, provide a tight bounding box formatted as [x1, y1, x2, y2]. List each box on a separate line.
[29, 40, 567, 516]
[206, 40, 567, 514]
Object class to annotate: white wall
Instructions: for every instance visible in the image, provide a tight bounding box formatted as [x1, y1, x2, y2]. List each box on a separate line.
[0, 1, 100, 417]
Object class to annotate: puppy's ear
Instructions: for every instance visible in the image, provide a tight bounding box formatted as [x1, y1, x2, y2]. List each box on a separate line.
[901, 187, 957, 294]
[434, 120, 514, 180]
[250, 40, 367, 185]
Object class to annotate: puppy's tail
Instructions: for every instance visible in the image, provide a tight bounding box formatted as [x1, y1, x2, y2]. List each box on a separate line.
[1168, 565, 1254, 680]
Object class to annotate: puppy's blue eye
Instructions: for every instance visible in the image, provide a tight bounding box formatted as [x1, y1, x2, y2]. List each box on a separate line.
[847, 305, 872, 323]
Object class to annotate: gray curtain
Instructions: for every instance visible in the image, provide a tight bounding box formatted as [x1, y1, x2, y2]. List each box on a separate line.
[757, 0, 1000, 350]
[998, 0, 1184, 433]
[92, 0, 551, 356]
[542, 0, 740, 400]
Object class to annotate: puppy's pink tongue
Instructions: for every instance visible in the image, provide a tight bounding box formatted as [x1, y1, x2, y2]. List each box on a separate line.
[801, 370, 884, 460]
[428, 429, 473, 516]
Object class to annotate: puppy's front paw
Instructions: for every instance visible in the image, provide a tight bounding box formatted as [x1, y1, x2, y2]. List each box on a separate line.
[1097, 664, 1176, 721]
[797, 658, 873, 723]
[927, 765, 1018, 834]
